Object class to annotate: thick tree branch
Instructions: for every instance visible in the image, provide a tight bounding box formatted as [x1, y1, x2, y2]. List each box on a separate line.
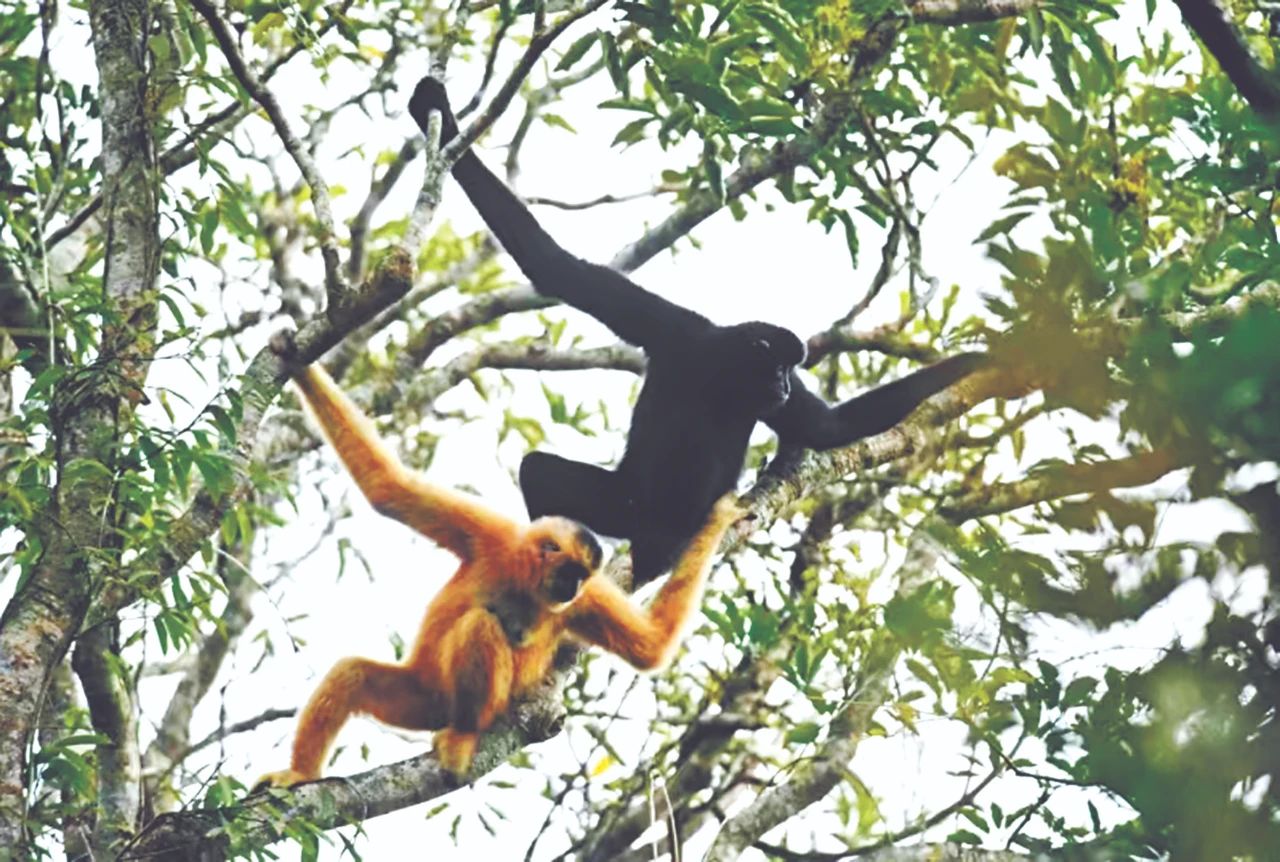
[1160, 281, 1280, 340]
[908, 0, 1041, 25]
[403, 341, 645, 406]
[0, 1, 160, 847]
[401, 285, 554, 366]
[72, 624, 141, 858]
[1173, 0, 1280, 117]
[806, 329, 946, 365]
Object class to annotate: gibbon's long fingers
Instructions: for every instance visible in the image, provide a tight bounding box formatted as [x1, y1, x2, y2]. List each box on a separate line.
[292, 365, 517, 557]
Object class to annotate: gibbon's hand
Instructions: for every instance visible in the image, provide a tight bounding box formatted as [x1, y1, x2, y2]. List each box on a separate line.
[268, 328, 305, 377]
[408, 76, 460, 145]
[709, 493, 752, 532]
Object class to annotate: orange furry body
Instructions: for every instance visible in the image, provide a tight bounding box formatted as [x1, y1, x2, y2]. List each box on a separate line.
[256, 358, 742, 786]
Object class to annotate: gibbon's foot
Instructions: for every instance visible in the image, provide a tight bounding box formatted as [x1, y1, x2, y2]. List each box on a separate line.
[434, 728, 478, 781]
[251, 768, 313, 792]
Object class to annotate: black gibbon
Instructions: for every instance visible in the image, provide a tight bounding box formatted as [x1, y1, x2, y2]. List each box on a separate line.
[408, 77, 984, 580]
[255, 338, 744, 784]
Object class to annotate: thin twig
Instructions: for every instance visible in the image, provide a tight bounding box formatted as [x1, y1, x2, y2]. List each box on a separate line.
[189, 0, 348, 302]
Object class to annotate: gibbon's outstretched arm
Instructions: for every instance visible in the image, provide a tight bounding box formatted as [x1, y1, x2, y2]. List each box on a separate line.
[568, 495, 744, 669]
[289, 360, 517, 558]
[408, 77, 711, 353]
[765, 352, 988, 450]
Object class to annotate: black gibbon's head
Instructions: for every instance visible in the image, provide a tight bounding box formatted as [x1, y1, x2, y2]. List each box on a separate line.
[525, 517, 604, 608]
[717, 322, 807, 415]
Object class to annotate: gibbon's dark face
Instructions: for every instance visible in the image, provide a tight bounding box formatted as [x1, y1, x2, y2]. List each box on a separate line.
[717, 322, 807, 415]
[528, 516, 604, 607]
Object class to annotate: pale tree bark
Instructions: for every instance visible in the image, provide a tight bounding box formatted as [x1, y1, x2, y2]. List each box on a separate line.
[1173, 0, 1280, 117]
[72, 624, 141, 857]
[0, 0, 160, 849]
[142, 543, 259, 815]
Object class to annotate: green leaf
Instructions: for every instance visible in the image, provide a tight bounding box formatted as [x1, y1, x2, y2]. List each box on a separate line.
[1061, 676, 1097, 707]
[786, 722, 820, 745]
[599, 98, 656, 113]
[611, 117, 654, 148]
[947, 829, 982, 845]
[738, 116, 800, 136]
[555, 31, 597, 71]
[743, 3, 809, 68]
[975, 211, 1032, 244]
[600, 33, 628, 95]
[199, 206, 218, 255]
[208, 404, 237, 444]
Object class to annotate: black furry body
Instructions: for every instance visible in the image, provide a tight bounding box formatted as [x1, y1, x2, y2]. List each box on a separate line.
[410, 77, 985, 580]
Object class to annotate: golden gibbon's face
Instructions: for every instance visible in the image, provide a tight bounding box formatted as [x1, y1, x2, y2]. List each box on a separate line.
[526, 517, 604, 608]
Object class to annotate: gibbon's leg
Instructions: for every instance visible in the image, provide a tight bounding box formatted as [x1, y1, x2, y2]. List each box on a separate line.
[630, 527, 693, 585]
[568, 495, 746, 670]
[434, 608, 514, 777]
[519, 452, 634, 539]
[256, 658, 446, 788]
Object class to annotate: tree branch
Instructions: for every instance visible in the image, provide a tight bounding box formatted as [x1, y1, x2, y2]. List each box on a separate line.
[939, 448, 1183, 522]
[1172, 0, 1280, 117]
[442, 0, 612, 161]
[72, 624, 141, 857]
[0, 1, 160, 846]
[403, 341, 645, 406]
[747, 844, 1044, 861]
[908, 0, 1041, 25]
[188, 0, 349, 302]
[143, 549, 258, 814]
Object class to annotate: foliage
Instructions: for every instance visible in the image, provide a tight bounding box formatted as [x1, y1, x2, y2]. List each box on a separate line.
[0, 0, 1278, 859]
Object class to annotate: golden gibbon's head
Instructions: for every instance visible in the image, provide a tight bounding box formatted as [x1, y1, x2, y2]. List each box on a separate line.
[524, 516, 604, 609]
